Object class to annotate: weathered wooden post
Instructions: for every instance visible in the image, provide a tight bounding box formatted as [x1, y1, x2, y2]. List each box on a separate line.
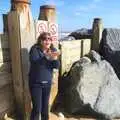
[0, 15, 15, 118]
[39, 5, 56, 22]
[11, 0, 31, 11]
[91, 18, 103, 51]
[38, 5, 59, 108]
[7, 0, 35, 119]
[38, 5, 58, 48]
[3, 14, 9, 33]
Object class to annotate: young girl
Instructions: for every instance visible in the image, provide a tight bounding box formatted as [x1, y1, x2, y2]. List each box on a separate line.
[29, 32, 60, 120]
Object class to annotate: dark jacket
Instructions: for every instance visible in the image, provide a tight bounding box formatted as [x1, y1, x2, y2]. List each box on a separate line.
[29, 44, 60, 86]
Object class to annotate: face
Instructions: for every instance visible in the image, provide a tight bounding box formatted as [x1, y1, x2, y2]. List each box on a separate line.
[41, 35, 52, 50]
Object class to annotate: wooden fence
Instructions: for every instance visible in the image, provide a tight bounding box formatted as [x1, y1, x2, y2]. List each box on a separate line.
[0, 33, 15, 118]
[0, 33, 91, 118]
[0, 11, 103, 119]
[60, 39, 91, 76]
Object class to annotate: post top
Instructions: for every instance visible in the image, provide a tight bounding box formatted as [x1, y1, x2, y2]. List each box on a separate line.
[94, 18, 102, 21]
[40, 5, 56, 9]
[11, 0, 31, 4]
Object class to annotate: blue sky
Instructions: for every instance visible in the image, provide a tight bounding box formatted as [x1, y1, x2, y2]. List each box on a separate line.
[0, 0, 120, 33]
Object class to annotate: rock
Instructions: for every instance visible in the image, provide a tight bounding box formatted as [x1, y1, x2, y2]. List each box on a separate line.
[99, 28, 120, 79]
[58, 112, 65, 120]
[4, 114, 14, 120]
[88, 50, 101, 63]
[59, 36, 75, 41]
[69, 28, 92, 39]
[60, 51, 120, 119]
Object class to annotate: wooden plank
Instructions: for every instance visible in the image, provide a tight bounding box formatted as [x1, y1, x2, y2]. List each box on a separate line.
[8, 11, 24, 118]
[0, 38, 9, 49]
[60, 40, 81, 75]
[0, 84, 14, 98]
[0, 34, 8, 41]
[0, 95, 14, 113]
[8, 11, 23, 91]
[0, 107, 15, 120]
[82, 39, 91, 56]
[19, 8, 36, 118]
[3, 14, 8, 33]
[60, 39, 91, 75]
[0, 33, 9, 48]
[0, 48, 11, 62]
[0, 85, 15, 116]
[0, 62, 11, 73]
[0, 73, 12, 89]
[49, 69, 59, 106]
[0, 34, 10, 62]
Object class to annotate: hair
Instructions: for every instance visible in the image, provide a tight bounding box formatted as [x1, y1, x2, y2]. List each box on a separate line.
[37, 32, 51, 45]
[37, 32, 55, 50]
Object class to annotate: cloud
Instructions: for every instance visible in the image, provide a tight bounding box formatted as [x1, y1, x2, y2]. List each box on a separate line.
[42, 0, 65, 7]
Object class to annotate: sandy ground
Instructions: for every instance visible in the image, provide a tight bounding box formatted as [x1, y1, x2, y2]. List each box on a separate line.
[4, 82, 120, 120]
[49, 112, 120, 120]
[4, 112, 120, 120]
[49, 112, 95, 120]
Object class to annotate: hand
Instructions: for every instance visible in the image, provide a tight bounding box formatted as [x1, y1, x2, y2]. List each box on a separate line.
[52, 80, 57, 84]
[44, 49, 60, 60]
[50, 51, 60, 60]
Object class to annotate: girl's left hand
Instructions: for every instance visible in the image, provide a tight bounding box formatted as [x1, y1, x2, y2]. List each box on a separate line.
[50, 51, 60, 60]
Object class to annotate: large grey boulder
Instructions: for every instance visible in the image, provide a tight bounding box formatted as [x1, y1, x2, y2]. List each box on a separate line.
[99, 28, 120, 79]
[61, 51, 120, 119]
[69, 28, 92, 39]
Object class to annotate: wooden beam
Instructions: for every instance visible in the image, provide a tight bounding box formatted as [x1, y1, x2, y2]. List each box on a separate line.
[8, 11, 25, 119]
[0, 84, 15, 117]
[92, 18, 103, 51]
[0, 73, 12, 89]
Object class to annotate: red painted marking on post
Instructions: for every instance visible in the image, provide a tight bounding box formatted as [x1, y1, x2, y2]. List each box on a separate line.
[49, 24, 57, 35]
[38, 23, 47, 34]
[51, 36, 57, 41]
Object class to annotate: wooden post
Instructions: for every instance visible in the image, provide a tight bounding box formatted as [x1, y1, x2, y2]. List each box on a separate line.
[38, 5, 58, 48]
[91, 18, 103, 51]
[38, 5, 58, 108]
[8, 11, 24, 119]
[8, 0, 35, 119]
[11, 0, 31, 11]
[38, 5, 56, 22]
[3, 14, 8, 33]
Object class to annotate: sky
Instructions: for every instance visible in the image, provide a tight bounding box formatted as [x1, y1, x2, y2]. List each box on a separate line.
[0, 0, 120, 33]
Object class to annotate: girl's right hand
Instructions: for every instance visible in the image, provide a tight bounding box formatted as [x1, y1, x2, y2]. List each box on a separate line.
[50, 50, 60, 60]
